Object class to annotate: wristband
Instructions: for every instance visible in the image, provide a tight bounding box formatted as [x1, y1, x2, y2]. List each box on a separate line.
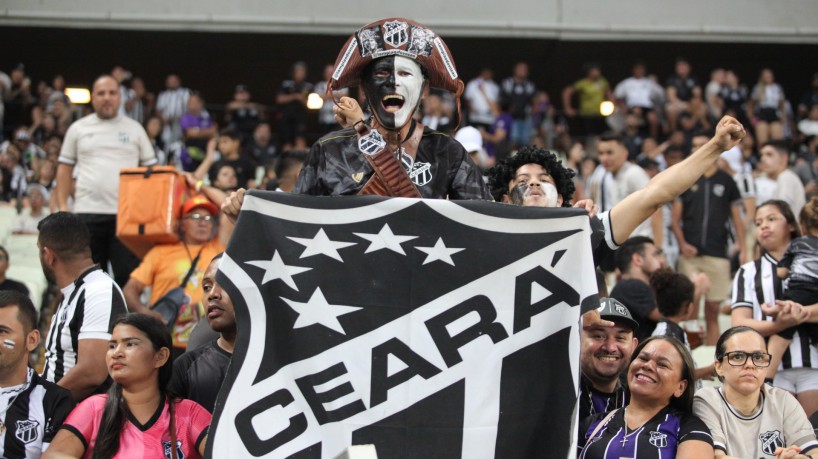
[195, 180, 203, 192]
[353, 119, 368, 135]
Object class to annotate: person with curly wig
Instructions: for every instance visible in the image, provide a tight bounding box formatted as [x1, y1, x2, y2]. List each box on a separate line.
[487, 116, 746, 267]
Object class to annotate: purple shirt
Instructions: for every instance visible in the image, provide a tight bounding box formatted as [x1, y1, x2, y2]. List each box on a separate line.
[180, 112, 214, 131]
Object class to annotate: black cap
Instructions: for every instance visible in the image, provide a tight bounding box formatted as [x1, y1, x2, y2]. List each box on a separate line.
[597, 297, 639, 331]
[235, 84, 249, 93]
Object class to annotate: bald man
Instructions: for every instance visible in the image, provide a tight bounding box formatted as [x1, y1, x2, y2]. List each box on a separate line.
[56, 75, 157, 287]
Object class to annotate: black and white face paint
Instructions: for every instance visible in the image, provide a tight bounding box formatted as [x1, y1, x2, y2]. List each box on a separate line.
[509, 181, 560, 207]
[509, 163, 563, 207]
[363, 56, 424, 130]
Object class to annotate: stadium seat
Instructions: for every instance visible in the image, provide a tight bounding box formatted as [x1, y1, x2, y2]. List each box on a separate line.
[0, 207, 18, 246]
[5, 234, 40, 262]
[5, 265, 47, 314]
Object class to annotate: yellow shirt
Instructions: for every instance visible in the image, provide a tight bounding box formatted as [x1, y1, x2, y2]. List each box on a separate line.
[574, 77, 610, 117]
[130, 239, 225, 347]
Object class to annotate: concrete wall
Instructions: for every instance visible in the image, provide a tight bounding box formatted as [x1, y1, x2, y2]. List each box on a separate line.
[2, 0, 817, 43]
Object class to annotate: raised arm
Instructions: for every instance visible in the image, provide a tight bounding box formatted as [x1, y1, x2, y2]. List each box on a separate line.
[608, 116, 745, 243]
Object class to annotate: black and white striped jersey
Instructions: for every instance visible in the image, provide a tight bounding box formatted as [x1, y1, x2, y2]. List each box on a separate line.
[42, 265, 127, 383]
[731, 253, 818, 369]
[0, 368, 75, 459]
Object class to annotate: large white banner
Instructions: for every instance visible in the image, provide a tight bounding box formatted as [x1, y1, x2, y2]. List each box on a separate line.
[207, 192, 598, 458]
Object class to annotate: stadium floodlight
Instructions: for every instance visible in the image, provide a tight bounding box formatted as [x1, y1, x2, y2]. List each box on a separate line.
[307, 92, 324, 110]
[65, 88, 91, 104]
[599, 101, 615, 117]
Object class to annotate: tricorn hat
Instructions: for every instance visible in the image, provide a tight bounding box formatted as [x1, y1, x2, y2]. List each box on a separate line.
[329, 18, 463, 97]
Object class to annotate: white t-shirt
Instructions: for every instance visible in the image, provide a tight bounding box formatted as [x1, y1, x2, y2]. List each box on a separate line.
[589, 162, 652, 238]
[464, 77, 500, 125]
[775, 168, 806, 220]
[58, 113, 156, 214]
[693, 385, 818, 458]
[613, 77, 660, 109]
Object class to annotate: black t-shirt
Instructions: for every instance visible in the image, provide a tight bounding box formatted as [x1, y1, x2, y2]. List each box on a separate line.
[719, 85, 749, 113]
[0, 279, 29, 296]
[500, 78, 536, 119]
[278, 80, 313, 119]
[208, 156, 257, 189]
[666, 75, 699, 102]
[227, 105, 262, 138]
[677, 170, 741, 258]
[168, 340, 231, 413]
[801, 89, 818, 112]
[293, 125, 491, 200]
[610, 279, 657, 342]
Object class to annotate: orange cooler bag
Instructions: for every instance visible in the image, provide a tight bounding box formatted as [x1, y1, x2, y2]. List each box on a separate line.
[117, 166, 190, 258]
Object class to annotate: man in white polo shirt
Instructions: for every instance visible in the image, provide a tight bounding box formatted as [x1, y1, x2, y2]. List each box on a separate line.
[56, 75, 157, 287]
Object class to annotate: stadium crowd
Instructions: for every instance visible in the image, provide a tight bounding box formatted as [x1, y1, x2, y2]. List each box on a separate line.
[0, 44, 818, 458]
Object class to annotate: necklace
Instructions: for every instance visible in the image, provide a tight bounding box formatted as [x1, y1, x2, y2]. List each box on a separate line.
[620, 408, 637, 447]
[0, 392, 21, 434]
[0, 369, 31, 435]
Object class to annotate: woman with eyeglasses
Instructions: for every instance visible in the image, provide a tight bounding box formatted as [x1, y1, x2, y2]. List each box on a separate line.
[693, 326, 818, 458]
[579, 336, 714, 459]
[730, 200, 818, 417]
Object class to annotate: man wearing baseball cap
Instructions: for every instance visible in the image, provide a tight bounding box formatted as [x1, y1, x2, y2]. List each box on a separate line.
[123, 195, 228, 354]
[578, 297, 638, 421]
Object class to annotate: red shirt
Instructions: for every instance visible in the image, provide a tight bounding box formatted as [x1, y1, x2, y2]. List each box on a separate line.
[61, 394, 210, 458]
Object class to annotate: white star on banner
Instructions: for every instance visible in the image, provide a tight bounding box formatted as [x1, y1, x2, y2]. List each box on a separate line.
[353, 223, 418, 255]
[288, 228, 356, 262]
[414, 237, 466, 266]
[245, 250, 311, 291]
[281, 287, 362, 334]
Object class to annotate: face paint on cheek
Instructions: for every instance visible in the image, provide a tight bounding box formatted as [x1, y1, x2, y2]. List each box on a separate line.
[510, 182, 528, 206]
[392, 56, 424, 128]
[541, 182, 559, 207]
[3, 339, 15, 349]
[510, 181, 560, 207]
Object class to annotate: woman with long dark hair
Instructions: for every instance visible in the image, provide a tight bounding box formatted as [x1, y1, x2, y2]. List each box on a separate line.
[44, 314, 210, 458]
[578, 335, 714, 458]
[730, 200, 818, 417]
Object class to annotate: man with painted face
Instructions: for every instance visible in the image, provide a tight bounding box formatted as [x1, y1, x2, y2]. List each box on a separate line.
[221, 18, 490, 219]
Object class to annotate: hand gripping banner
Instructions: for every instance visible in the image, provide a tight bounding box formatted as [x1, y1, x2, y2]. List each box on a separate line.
[207, 191, 599, 459]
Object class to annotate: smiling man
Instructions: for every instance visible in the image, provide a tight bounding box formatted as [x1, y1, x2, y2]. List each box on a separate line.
[578, 298, 638, 421]
[222, 18, 490, 218]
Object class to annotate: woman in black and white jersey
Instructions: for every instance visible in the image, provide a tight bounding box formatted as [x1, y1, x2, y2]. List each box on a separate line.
[731, 200, 818, 417]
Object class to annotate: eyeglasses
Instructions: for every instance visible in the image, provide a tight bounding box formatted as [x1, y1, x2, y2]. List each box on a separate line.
[184, 214, 214, 222]
[718, 351, 772, 367]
